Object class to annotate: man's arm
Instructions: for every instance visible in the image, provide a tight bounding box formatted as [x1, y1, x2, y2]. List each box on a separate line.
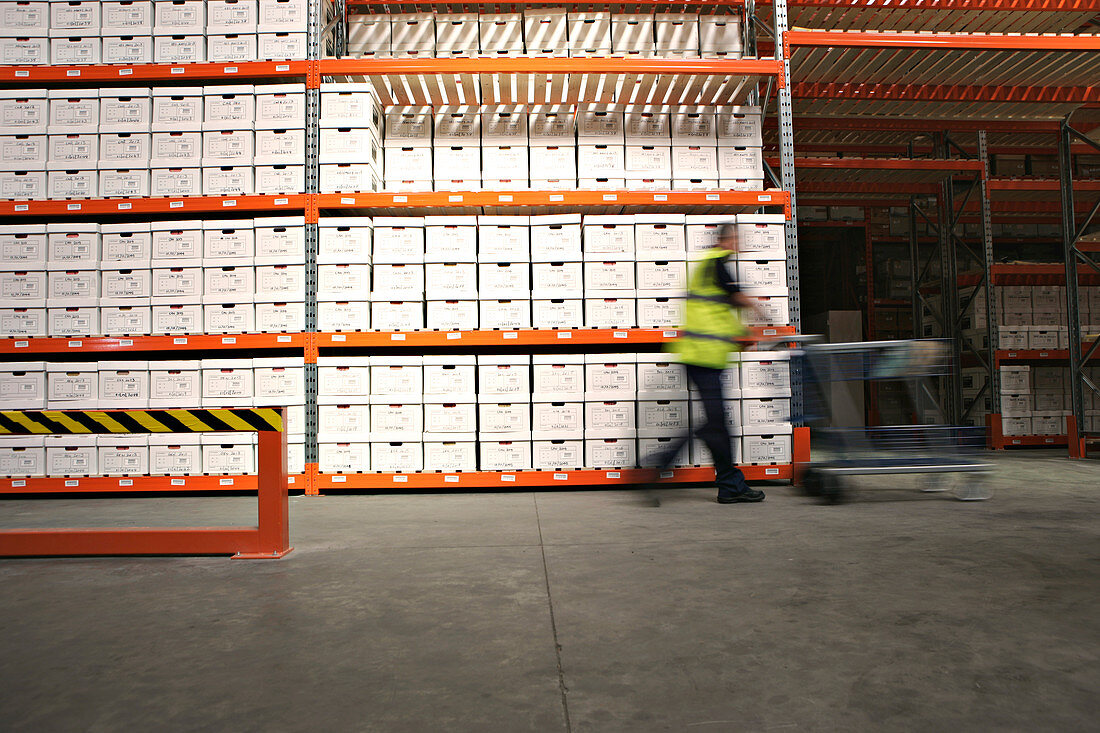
[715, 255, 767, 319]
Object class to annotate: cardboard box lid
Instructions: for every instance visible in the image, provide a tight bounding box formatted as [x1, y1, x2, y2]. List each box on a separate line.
[317, 356, 371, 366]
[100, 222, 152, 234]
[254, 83, 306, 95]
[203, 84, 255, 96]
[369, 355, 423, 366]
[422, 354, 477, 366]
[374, 216, 425, 228]
[46, 361, 99, 372]
[253, 356, 305, 368]
[532, 354, 585, 365]
[319, 217, 373, 229]
[201, 358, 254, 369]
[98, 360, 150, 370]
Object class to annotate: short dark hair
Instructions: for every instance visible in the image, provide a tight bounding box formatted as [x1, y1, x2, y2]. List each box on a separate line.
[718, 221, 737, 241]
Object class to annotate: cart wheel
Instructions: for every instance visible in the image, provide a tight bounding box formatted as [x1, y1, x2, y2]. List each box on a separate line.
[799, 467, 823, 497]
[819, 474, 846, 505]
[954, 482, 992, 501]
[919, 474, 949, 493]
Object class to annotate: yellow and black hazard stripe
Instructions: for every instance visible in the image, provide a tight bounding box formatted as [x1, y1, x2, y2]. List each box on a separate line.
[0, 408, 284, 435]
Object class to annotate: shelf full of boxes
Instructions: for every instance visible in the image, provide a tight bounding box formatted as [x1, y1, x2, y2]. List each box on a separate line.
[0, 0, 315, 491]
[952, 265, 1100, 448]
[1, 1, 807, 491]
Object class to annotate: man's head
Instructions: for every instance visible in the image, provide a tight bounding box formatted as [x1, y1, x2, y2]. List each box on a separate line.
[717, 221, 739, 252]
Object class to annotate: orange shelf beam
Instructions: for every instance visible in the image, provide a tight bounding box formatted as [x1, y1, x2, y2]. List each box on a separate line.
[768, 0, 1095, 8]
[0, 60, 308, 84]
[317, 326, 796, 349]
[773, 157, 985, 173]
[0, 194, 309, 218]
[318, 56, 782, 76]
[786, 29, 1100, 50]
[0, 333, 306, 355]
[0, 474, 309, 495]
[316, 465, 793, 490]
[791, 81, 1099, 103]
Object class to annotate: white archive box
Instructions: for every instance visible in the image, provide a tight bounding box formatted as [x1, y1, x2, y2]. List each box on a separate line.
[422, 438, 477, 472]
[254, 164, 303, 194]
[999, 365, 1031, 393]
[478, 11, 522, 54]
[477, 354, 530, 400]
[532, 401, 583, 439]
[100, 267, 152, 302]
[318, 441, 369, 474]
[253, 128, 304, 165]
[370, 300, 424, 330]
[46, 361, 98, 407]
[346, 13, 389, 54]
[0, 36, 48, 64]
[736, 214, 785, 259]
[384, 107, 433, 147]
[567, 11, 611, 53]
[203, 219, 254, 261]
[637, 399, 690, 438]
[255, 301, 304, 332]
[533, 298, 583, 328]
[369, 402, 423, 440]
[482, 107, 527, 143]
[585, 435, 638, 464]
[97, 88, 151, 133]
[308, 356, 365, 405]
[47, 269, 99, 304]
[319, 83, 382, 131]
[672, 178, 718, 191]
[528, 105, 574, 143]
[320, 163, 382, 193]
[47, 89, 98, 134]
[690, 399, 742, 435]
[258, 31, 305, 60]
[101, 0, 153, 33]
[529, 145, 577, 182]
[479, 440, 531, 471]
[206, 0, 256, 33]
[482, 144, 528, 181]
[426, 299, 477, 330]
[253, 355, 305, 405]
[625, 145, 672, 180]
[154, 33, 205, 61]
[370, 441, 422, 473]
[0, 360, 46, 409]
[672, 146, 718, 179]
[624, 111, 670, 144]
[151, 87, 203, 130]
[100, 222, 151, 265]
[532, 439, 583, 470]
[584, 297, 635, 328]
[655, 12, 699, 54]
[254, 83, 305, 129]
[636, 260, 686, 296]
[719, 146, 764, 180]
[254, 215, 305, 264]
[98, 360, 150, 408]
[0, 170, 46, 199]
[740, 434, 791, 465]
[318, 403, 370, 441]
[154, 0, 204, 34]
[582, 215, 634, 259]
[584, 400, 636, 438]
[524, 6, 567, 54]
[46, 221, 98, 267]
[478, 216, 529, 262]
[0, 308, 47, 337]
[46, 434, 99, 476]
[100, 305, 152, 335]
[202, 165, 253, 195]
[201, 433, 257, 475]
[717, 106, 763, 146]
[424, 216, 476, 262]
[2, 134, 48, 171]
[254, 263, 304, 302]
[47, 169, 97, 199]
[477, 261, 529, 298]
[372, 216, 424, 263]
[422, 354, 476, 401]
[49, 0, 100, 32]
[425, 262, 477, 299]
[151, 219, 202, 266]
[257, 0, 306, 32]
[636, 353, 689, 399]
[47, 305, 98, 336]
[0, 270, 47, 307]
[530, 214, 582, 261]
[99, 169, 149, 198]
[742, 397, 792, 431]
[701, 15, 742, 57]
[584, 353, 637, 399]
[320, 126, 382, 165]
[738, 260, 786, 294]
[740, 351, 791, 398]
[585, 258, 638, 290]
[1, 2, 50, 36]
[317, 263, 370, 301]
[479, 299, 530, 329]
[0, 436, 46, 477]
[99, 132, 152, 169]
[743, 294, 789, 328]
[49, 36, 102, 65]
[203, 85, 255, 131]
[633, 214, 686, 260]
[532, 261, 582, 298]
[201, 265, 253, 301]
[203, 302, 254, 333]
[202, 129, 254, 166]
[148, 433, 201, 474]
[369, 355, 422, 400]
[433, 145, 481, 185]
[532, 354, 584, 401]
[424, 402, 476, 434]
[0, 90, 47, 136]
[201, 358, 253, 406]
[684, 215, 729, 257]
[317, 300, 368, 331]
[390, 11, 434, 52]
[372, 263, 424, 299]
[102, 34, 154, 64]
[479, 402, 531, 439]
[578, 144, 625, 178]
[318, 218, 371, 264]
[433, 107, 480, 144]
[638, 437, 690, 468]
[671, 111, 717, 146]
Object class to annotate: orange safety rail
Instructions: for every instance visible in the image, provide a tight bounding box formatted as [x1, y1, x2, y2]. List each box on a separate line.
[316, 326, 797, 349]
[0, 194, 310, 218]
[0, 408, 292, 560]
[0, 333, 306, 356]
[0, 474, 309, 494]
[785, 29, 1100, 50]
[0, 60, 309, 84]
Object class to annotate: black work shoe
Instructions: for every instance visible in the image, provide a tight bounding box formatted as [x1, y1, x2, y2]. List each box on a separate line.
[717, 488, 766, 504]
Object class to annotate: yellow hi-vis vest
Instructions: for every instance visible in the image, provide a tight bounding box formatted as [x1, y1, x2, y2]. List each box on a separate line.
[667, 247, 748, 369]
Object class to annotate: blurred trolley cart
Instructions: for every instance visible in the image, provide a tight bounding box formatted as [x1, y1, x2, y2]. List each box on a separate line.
[791, 338, 992, 504]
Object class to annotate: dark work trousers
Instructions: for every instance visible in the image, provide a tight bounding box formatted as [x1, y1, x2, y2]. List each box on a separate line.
[657, 363, 751, 497]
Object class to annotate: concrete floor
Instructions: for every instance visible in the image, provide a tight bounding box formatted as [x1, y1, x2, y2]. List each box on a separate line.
[1, 451, 1098, 732]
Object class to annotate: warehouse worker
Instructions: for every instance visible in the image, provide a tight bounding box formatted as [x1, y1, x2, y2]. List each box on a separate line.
[658, 221, 766, 504]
